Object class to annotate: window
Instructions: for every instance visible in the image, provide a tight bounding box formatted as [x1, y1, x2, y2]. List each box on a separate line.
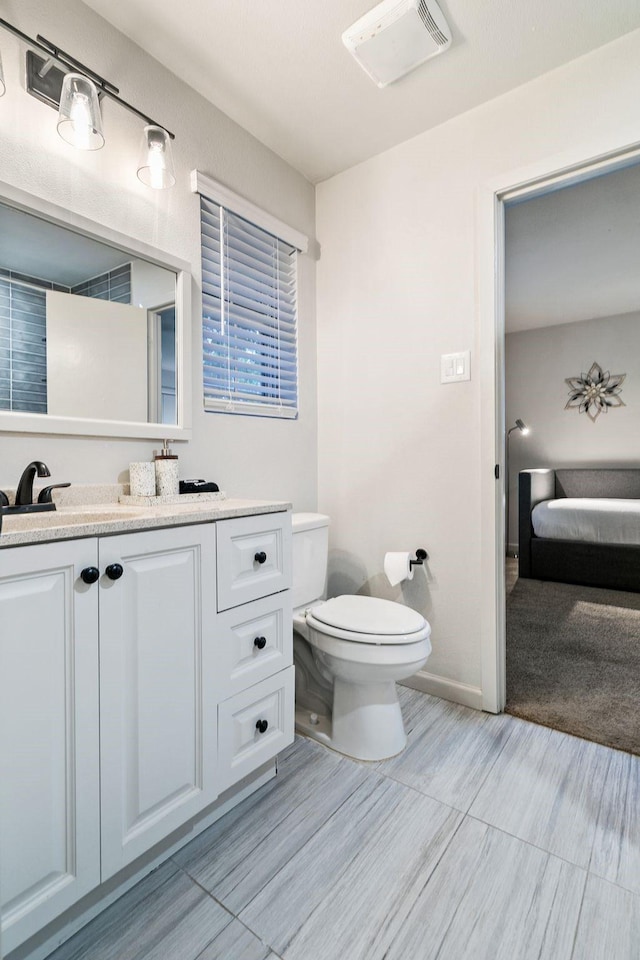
[196, 173, 306, 418]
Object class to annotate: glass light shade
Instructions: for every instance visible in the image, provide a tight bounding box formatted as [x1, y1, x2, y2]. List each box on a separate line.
[137, 125, 176, 189]
[57, 73, 104, 150]
[0, 50, 6, 98]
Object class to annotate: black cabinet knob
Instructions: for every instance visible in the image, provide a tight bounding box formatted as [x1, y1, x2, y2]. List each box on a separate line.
[80, 566, 100, 584]
[105, 563, 124, 581]
[254, 551, 267, 564]
[254, 636, 267, 650]
[255, 719, 269, 734]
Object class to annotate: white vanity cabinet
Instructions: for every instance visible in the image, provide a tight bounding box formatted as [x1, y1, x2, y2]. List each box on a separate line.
[0, 539, 101, 955]
[0, 507, 293, 957]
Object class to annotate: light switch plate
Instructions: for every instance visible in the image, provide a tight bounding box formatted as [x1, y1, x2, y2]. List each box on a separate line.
[441, 351, 470, 383]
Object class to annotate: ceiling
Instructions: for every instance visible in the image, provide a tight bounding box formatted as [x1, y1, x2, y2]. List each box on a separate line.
[505, 160, 640, 334]
[0, 203, 131, 286]
[80, 0, 640, 183]
[0, 203, 174, 287]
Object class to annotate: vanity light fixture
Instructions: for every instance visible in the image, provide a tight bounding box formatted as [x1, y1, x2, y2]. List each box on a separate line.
[57, 72, 104, 150]
[0, 16, 175, 187]
[137, 125, 176, 189]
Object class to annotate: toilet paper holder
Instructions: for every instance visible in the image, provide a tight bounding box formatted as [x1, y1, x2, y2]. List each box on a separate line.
[409, 548, 428, 569]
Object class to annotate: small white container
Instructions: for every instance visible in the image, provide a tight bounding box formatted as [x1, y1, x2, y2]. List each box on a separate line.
[129, 462, 156, 498]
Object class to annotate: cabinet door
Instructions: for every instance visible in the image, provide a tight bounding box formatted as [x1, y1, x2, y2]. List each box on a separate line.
[0, 540, 100, 954]
[99, 524, 217, 880]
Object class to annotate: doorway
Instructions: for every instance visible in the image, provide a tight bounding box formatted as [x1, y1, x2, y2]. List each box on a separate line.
[479, 142, 640, 741]
[147, 302, 177, 424]
[502, 161, 640, 753]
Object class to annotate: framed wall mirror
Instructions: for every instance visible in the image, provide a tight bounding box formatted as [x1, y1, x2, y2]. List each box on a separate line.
[0, 181, 191, 439]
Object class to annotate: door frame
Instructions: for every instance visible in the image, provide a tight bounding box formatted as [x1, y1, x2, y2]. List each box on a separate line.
[479, 140, 640, 714]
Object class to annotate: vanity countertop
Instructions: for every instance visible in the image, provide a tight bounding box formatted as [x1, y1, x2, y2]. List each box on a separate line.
[0, 497, 292, 548]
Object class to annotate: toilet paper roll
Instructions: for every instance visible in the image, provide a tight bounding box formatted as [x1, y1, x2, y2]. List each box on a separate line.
[384, 552, 414, 587]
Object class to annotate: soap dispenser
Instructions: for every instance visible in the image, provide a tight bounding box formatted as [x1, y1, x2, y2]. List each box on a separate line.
[154, 440, 179, 496]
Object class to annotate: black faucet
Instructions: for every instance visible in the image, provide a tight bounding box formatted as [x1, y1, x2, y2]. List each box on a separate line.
[15, 461, 51, 506]
[2, 463, 70, 518]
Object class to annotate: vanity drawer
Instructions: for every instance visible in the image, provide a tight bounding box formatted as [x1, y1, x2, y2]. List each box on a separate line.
[216, 593, 293, 697]
[218, 666, 294, 791]
[216, 512, 292, 611]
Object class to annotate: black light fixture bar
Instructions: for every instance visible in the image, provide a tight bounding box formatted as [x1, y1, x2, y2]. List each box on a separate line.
[0, 16, 175, 139]
[36, 35, 120, 95]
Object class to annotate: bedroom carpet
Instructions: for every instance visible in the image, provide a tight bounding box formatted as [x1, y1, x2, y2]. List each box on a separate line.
[506, 561, 640, 755]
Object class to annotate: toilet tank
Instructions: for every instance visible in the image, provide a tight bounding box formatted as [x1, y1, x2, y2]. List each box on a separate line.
[291, 513, 329, 610]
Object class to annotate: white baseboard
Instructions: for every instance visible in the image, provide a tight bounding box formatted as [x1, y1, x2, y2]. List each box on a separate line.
[401, 670, 484, 711]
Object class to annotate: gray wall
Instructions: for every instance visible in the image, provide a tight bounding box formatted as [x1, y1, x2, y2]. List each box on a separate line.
[0, 0, 317, 509]
[506, 311, 640, 551]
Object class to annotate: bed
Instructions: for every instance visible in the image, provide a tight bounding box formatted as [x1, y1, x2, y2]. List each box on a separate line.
[518, 468, 640, 592]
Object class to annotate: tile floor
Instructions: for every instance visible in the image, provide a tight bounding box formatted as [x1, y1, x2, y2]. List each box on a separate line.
[48, 689, 640, 960]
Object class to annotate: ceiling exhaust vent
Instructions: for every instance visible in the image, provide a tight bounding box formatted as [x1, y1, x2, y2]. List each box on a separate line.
[342, 0, 452, 88]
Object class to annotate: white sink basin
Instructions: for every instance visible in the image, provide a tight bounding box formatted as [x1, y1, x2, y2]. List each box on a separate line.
[1, 508, 146, 533]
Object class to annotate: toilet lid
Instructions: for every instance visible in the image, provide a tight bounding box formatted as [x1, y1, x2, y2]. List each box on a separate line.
[310, 596, 426, 639]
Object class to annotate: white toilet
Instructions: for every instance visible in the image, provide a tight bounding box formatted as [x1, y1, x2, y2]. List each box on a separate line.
[292, 513, 431, 761]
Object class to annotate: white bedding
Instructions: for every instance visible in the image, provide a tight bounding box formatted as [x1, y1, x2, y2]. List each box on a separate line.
[532, 498, 640, 546]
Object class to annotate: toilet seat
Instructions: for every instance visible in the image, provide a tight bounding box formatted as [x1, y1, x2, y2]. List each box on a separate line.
[307, 595, 430, 645]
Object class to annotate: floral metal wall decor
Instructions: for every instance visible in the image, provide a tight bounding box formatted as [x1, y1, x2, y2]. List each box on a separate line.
[565, 362, 626, 422]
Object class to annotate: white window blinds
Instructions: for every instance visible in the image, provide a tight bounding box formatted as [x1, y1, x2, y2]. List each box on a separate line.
[200, 196, 299, 418]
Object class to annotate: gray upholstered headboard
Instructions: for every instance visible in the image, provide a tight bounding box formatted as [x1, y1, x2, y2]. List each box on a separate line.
[554, 469, 640, 499]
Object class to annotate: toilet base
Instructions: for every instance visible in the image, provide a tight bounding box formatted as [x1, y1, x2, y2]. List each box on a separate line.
[332, 678, 406, 761]
[295, 679, 407, 762]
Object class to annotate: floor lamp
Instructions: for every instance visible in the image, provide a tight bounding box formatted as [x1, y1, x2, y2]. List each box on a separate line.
[506, 419, 530, 557]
